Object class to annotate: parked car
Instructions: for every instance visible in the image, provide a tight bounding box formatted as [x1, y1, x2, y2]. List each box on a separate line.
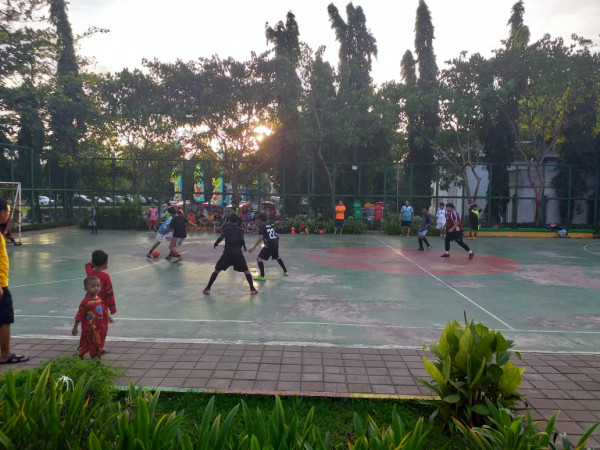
[38, 195, 54, 206]
[103, 196, 114, 206]
[72, 194, 92, 206]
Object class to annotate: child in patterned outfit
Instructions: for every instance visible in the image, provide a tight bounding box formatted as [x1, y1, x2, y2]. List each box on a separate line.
[72, 276, 111, 361]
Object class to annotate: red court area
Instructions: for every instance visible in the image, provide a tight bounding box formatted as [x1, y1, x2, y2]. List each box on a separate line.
[303, 246, 521, 276]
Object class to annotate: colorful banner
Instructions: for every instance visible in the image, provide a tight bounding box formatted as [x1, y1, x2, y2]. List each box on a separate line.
[211, 154, 224, 205]
[193, 163, 205, 202]
[211, 177, 223, 205]
[171, 164, 182, 201]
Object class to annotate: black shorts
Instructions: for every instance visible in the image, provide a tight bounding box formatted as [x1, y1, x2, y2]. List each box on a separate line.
[0, 287, 14, 325]
[215, 252, 249, 272]
[401, 220, 412, 227]
[446, 230, 464, 242]
[334, 219, 345, 228]
[258, 246, 279, 261]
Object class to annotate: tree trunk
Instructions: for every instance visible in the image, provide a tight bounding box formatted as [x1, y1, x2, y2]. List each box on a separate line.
[316, 142, 334, 210]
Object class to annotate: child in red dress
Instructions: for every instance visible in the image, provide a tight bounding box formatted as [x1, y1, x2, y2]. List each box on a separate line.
[85, 250, 116, 353]
[72, 276, 111, 360]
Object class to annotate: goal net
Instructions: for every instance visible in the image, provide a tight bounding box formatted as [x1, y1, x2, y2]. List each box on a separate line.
[0, 182, 22, 245]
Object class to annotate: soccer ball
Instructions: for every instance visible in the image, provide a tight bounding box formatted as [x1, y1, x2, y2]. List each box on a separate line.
[151, 250, 160, 258]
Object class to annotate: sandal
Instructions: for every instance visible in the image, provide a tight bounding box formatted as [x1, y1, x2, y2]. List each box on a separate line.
[0, 353, 30, 364]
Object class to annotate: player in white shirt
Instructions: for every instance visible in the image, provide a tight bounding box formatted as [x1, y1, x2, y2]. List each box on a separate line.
[435, 202, 447, 238]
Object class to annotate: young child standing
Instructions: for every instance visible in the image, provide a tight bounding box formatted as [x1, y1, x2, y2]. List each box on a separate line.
[72, 276, 111, 361]
[147, 203, 158, 232]
[146, 206, 176, 258]
[85, 250, 116, 353]
[203, 214, 257, 295]
[417, 207, 433, 251]
[248, 213, 289, 280]
[435, 202, 446, 238]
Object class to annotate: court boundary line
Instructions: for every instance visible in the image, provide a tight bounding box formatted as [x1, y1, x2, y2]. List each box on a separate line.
[583, 243, 600, 255]
[15, 314, 600, 334]
[373, 236, 515, 330]
[12, 334, 600, 355]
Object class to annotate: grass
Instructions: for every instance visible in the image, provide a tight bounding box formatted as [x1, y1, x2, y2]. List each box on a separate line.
[153, 391, 447, 447]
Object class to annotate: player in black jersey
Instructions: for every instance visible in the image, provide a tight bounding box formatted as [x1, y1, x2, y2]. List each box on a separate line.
[248, 214, 289, 281]
[203, 214, 257, 295]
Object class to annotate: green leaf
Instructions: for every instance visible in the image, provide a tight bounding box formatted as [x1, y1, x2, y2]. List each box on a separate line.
[471, 404, 490, 416]
[498, 362, 525, 395]
[422, 356, 447, 392]
[442, 394, 460, 404]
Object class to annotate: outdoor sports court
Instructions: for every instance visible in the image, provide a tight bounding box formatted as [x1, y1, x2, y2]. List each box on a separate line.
[7, 227, 600, 354]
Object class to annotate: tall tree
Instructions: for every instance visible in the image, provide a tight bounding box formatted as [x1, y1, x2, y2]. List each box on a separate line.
[482, 1, 530, 223]
[406, 0, 439, 210]
[48, 0, 87, 190]
[263, 12, 303, 215]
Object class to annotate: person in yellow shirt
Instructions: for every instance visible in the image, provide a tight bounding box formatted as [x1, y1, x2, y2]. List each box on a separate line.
[0, 198, 29, 364]
[334, 200, 346, 235]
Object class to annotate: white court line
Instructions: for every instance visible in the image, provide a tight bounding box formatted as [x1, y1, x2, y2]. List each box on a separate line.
[373, 236, 515, 330]
[16, 314, 600, 334]
[583, 243, 600, 255]
[10, 239, 210, 288]
[11, 333, 600, 355]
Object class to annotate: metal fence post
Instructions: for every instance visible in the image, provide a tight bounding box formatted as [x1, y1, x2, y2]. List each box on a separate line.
[595, 166, 599, 226]
[567, 165, 572, 225]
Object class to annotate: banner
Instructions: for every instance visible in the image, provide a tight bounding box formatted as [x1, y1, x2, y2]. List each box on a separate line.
[211, 154, 224, 205]
[193, 163, 205, 202]
[170, 164, 182, 201]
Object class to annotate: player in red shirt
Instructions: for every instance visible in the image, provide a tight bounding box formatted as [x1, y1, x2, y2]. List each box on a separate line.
[85, 250, 116, 352]
[72, 276, 110, 360]
[441, 203, 474, 259]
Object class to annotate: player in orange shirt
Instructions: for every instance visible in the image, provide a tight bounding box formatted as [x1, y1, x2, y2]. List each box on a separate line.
[334, 200, 346, 235]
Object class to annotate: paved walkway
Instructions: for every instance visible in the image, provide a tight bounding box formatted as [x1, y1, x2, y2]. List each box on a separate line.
[5, 337, 600, 447]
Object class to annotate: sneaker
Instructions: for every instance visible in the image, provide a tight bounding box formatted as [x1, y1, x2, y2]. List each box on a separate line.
[283, 271, 289, 276]
[441, 254, 450, 258]
[469, 252, 474, 260]
[101, 348, 110, 354]
[173, 257, 183, 263]
[165, 255, 171, 260]
[467, 237, 473, 240]
[427, 245, 431, 249]
[203, 288, 210, 295]
[146, 253, 152, 258]
[250, 289, 258, 295]
[254, 275, 267, 281]
[473, 237, 477, 240]
[418, 247, 424, 251]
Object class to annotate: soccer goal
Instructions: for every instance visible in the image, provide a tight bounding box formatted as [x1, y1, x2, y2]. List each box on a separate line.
[0, 182, 22, 245]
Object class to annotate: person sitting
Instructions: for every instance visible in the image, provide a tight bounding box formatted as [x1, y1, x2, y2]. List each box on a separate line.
[299, 220, 310, 235]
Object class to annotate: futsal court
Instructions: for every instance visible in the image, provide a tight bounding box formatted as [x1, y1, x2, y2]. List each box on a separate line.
[7, 227, 600, 354]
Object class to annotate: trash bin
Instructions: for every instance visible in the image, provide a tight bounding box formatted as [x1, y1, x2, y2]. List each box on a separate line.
[374, 202, 383, 221]
[353, 200, 362, 220]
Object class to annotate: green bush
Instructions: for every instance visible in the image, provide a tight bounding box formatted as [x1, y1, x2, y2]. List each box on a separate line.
[381, 214, 403, 235]
[0, 365, 118, 449]
[80, 200, 147, 230]
[284, 215, 365, 235]
[417, 315, 524, 429]
[453, 398, 600, 450]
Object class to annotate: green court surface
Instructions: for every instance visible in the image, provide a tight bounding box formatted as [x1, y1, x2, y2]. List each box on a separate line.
[6, 227, 600, 353]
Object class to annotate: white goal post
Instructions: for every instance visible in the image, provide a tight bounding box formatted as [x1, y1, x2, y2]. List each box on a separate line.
[0, 182, 22, 245]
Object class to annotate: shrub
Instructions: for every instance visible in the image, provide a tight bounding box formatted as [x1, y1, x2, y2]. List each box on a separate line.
[381, 214, 403, 235]
[80, 200, 147, 230]
[417, 314, 525, 429]
[453, 398, 600, 450]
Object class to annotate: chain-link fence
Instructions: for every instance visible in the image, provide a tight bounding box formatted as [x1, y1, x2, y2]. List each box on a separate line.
[2, 144, 599, 227]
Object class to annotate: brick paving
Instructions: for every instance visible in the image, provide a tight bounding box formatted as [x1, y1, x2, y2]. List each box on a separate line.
[5, 337, 600, 447]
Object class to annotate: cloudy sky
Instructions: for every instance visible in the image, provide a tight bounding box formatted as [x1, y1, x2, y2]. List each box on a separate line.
[67, 0, 599, 85]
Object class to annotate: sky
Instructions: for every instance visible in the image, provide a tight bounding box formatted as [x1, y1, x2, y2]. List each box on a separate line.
[67, 0, 599, 85]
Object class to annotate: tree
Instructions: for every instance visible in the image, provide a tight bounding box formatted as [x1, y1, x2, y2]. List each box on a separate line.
[500, 35, 600, 225]
[405, 0, 440, 210]
[298, 45, 338, 211]
[48, 0, 87, 191]
[482, 1, 530, 223]
[263, 12, 303, 215]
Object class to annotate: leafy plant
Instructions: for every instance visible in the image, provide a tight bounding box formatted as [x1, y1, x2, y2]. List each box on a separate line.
[80, 200, 147, 230]
[417, 314, 525, 429]
[453, 398, 600, 450]
[0, 365, 116, 449]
